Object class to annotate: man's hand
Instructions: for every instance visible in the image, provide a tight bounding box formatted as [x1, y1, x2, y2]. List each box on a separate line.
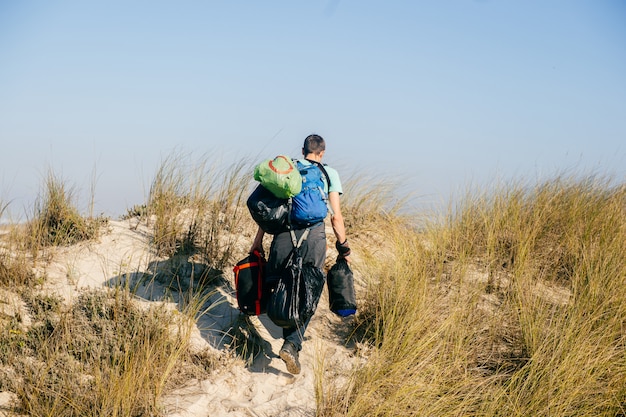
[250, 244, 265, 257]
[250, 227, 265, 257]
[335, 239, 351, 258]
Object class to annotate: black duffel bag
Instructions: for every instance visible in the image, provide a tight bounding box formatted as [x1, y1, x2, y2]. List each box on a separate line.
[327, 258, 357, 317]
[246, 184, 290, 235]
[267, 247, 325, 328]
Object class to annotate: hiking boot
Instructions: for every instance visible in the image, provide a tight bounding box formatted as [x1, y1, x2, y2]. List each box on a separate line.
[279, 341, 301, 374]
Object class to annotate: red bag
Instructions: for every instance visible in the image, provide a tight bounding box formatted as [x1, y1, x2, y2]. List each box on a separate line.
[233, 251, 267, 315]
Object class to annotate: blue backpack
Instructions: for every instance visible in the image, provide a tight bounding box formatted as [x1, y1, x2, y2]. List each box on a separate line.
[290, 159, 331, 228]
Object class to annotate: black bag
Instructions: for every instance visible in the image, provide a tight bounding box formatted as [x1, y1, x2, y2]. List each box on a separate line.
[266, 248, 303, 328]
[300, 263, 325, 320]
[267, 248, 326, 328]
[246, 184, 290, 235]
[233, 251, 267, 315]
[327, 258, 357, 317]
[266, 228, 326, 328]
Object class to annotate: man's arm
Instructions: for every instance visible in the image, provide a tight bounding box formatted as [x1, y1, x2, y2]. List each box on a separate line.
[250, 226, 265, 256]
[329, 191, 351, 261]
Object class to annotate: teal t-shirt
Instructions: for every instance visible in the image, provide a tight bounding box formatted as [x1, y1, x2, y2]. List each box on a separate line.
[297, 159, 342, 195]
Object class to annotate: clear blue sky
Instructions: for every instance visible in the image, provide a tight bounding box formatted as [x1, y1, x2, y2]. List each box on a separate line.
[1, 1, 625, 220]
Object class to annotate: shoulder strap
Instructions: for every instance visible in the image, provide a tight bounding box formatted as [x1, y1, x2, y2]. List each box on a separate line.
[304, 158, 332, 189]
[279, 227, 310, 270]
[290, 228, 310, 249]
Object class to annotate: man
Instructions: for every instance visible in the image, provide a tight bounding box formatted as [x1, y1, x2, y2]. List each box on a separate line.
[250, 134, 351, 374]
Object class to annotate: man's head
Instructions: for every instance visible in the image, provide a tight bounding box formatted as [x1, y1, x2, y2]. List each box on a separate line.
[303, 134, 326, 159]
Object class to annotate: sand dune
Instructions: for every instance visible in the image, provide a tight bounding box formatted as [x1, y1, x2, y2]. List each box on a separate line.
[1, 219, 359, 417]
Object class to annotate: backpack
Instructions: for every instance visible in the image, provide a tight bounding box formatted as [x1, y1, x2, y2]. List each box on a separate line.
[290, 159, 331, 228]
[253, 155, 302, 199]
[233, 250, 267, 315]
[247, 157, 332, 233]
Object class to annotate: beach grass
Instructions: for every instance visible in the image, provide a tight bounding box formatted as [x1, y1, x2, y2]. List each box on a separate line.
[1, 157, 624, 416]
[145, 150, 252, 271]
[318, 173, 626, 416]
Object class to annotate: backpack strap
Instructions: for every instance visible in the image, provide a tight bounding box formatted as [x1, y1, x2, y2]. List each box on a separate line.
[279, 227, 310, 270]
[304, 158, 332, 189]
[290, 227, 310, 249]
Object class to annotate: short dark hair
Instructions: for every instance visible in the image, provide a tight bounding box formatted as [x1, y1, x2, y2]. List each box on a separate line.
[303, 134, 325, 155]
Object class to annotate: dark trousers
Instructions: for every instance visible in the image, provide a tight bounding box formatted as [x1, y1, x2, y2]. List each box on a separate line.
[267, 223, 326, 351]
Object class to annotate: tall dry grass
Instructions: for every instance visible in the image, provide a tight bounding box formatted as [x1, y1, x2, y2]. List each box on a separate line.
[320, 173, 626, 416]
[146, 151, 252, 271]
[27, 171, 106, 250]
[0, 200, 38, 288]
[1, 171, 106, 288]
